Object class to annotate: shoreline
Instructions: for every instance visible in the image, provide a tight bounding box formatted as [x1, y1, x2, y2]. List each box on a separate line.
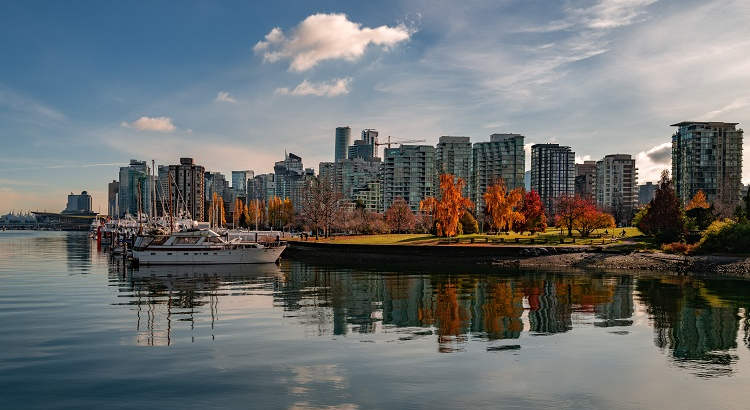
[285, 241, 750, 276]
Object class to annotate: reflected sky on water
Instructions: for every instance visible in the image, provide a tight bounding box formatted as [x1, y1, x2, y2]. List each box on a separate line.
[2, 231, 750, 409]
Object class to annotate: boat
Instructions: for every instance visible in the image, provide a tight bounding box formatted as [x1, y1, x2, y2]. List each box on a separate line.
[132, 229, 286, 265]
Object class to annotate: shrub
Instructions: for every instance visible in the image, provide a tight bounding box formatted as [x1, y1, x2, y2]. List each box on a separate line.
[459, 211, 479, 234]
[661, 242, 693, 254]
[694, 220, 750, 254]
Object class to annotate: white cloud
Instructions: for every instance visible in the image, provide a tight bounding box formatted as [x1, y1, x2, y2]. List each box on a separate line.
[275, 78, 352, 97]
[637, 142, 672, 183]
[254, 13, 412, 72]
[215, 91, 237, 103]
[121, 116, 176, 132]
[523, 0, 658, 32]
[575, 154, 593, 163]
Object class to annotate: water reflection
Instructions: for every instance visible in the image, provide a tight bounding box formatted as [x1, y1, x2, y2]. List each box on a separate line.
[636, 277, 750, 377]
[109, 259, 750, 378]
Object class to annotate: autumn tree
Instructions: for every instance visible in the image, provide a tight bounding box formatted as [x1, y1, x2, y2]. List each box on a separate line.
[638, 170, 686, 243]
[483, 178, 524, 233]
[300, 177, 340, 238]
[685, 190, 714, 230]
[385, 197, 416, 233]
[420, 174, 474, 237]
[208, 192, 226, 228]
[554, 194, 586, 237]
[573, 202, 615, 237]
[267, 196, 283, 230]
[233, 198, 245, 227]
[515, 190, 547, 234]
[246, 199, 265, 230]
[460, 211, 479, 234]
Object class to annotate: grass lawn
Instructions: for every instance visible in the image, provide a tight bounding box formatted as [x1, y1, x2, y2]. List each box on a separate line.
[298, 227, 645, 246]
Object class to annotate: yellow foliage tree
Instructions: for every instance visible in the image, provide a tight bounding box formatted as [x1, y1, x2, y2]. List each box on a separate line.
[686, 190, 710, 210]
[420, 174, 473, 237]
[483, 178, 525, 233]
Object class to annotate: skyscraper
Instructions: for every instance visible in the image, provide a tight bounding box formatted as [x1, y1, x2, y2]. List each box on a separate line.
[472, 134, 525, 214]
[335, 126, 352, 162]
[575, 161, 597, 199]
[118, 159, 152, 217]
[671, 121, 744, 207]
[231, 170, 254, 197]
[319, 158, 381, 202]
[436, 136, 472, 198]
[383, 145, 436, 212]
[168, 158, 205, 221]
[63, 191, 92, 214]
[248, 173, 276, 203]
[531, 144, 575, 216]
[107, 180, 119, 217]
[595, 154, 638, 225]
[349, 129, 379, 161]
[638, 182, 657, 206]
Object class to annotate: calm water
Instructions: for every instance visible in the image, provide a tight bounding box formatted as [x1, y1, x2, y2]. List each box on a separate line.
[2, 232, 750, 409]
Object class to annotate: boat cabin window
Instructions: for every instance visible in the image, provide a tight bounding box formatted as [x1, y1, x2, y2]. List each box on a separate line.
[175, 237, 200, 245]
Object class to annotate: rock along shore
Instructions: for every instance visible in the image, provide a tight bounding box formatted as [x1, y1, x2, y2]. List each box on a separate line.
[285, 241, 750, 277]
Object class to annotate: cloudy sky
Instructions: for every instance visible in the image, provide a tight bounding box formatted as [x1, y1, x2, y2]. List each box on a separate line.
[1, 0, 749, 213]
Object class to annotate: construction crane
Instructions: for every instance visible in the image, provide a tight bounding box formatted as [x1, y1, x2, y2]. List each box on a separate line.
[374, 136, 426, 149]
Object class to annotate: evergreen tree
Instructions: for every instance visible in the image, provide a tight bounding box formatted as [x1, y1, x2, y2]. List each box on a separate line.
[638, 170, 685, 243]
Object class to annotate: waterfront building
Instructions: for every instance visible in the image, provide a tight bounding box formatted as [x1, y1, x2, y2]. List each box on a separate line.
[319, 158, 381, 203]
[118, 159, 152, 218]
[436, 136, 472, 198]
[63, 191, 92, 214]
[166, 158, 205, 221]
[383, 145, 436, 212]
[638, 182, 657, 206]
[335, 126, 352, 162]
[595, 154, 638, 225]
[353, 181, 383, 212]
[472, 134, 525, 214]
[248, 173, 276, 203]
[671, 121, 744, 207]
[524, 170, 531, 191]
[531, 144, 575, 216]
[107, 180, 119, 217]
[574, 161, 597, 199]
[231, 170, 254, 198]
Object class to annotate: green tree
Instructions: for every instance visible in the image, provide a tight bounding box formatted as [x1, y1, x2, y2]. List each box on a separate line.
[459, 211, 479, 234]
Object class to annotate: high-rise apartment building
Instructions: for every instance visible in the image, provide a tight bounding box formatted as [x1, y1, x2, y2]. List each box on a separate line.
[274, 153, 304, 201]
[335, 126, 352, 162]
[671, 121, 744, 207]
[575, 161, 597, 199]
[472, 134, 525, 214]
[248, 173, 276, 203]
[168, 158, 205, 221]
[595, 154, 638, 225]
[319, 158, 381, 202]
[383, 145, 436, 212]
[436, 136, 472, 198]
[531, 144, 575, 216]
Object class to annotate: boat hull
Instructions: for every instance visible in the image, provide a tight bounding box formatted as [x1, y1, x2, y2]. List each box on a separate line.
[133, 245, 285, 265]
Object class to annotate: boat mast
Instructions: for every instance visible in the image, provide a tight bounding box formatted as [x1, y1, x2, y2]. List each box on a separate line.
[168, 172, 174, 234]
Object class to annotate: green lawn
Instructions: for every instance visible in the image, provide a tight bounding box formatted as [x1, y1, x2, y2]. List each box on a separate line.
[302, 227, 644, 246]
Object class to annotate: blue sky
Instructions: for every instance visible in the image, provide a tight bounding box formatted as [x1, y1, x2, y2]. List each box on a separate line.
[1, 0, 749, 213]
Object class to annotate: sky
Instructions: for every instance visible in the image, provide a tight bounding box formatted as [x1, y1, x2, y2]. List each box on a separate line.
[1, 0, 749, 214]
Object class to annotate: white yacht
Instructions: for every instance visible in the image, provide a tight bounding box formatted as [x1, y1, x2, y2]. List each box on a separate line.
[132, 229, 286, 265]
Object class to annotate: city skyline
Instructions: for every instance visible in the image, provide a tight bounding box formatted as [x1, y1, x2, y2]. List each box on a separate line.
[2, 0, 750, 213]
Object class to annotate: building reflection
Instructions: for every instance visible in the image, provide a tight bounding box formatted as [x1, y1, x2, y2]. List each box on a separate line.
[274, 263, 635, 353]
[109, 258, 750, 378]
[636, 277, 750, 378]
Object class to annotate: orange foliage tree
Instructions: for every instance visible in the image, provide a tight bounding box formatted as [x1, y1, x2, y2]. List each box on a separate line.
[686, 190, 710, 210]
[573, 203, 615, 237]
[483, 178, 524, 233]
[516, 190, 547, 234]
[420, 174, 473, 237]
